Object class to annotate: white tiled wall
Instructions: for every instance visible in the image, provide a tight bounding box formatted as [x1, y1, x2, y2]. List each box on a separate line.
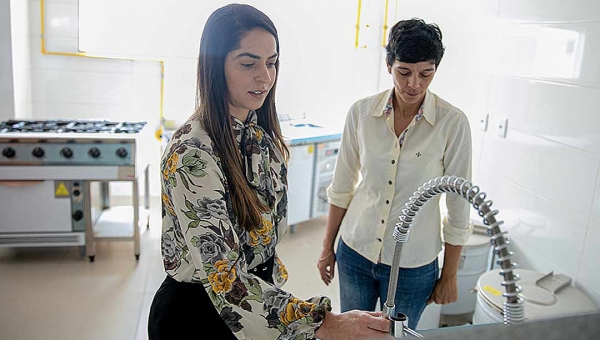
[477, 0, 600, 307]
[592, 182, 600, 223]
[39, 0, 78, 52]
[491, 22, 600, 88]
[477, 168, 589, 280]
[478, 129, 599, 217]
[498, 0, 600, 22]
[487, 76, 600, 155]
[579, 220, 600, 293]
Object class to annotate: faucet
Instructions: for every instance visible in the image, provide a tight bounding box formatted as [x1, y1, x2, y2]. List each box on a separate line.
[383, 175, 525, 338]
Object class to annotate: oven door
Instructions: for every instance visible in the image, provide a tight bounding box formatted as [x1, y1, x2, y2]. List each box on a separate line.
[0, 180, 73, 233]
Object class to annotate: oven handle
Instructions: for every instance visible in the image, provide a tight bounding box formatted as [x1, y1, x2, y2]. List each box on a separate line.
[0, 180, 45, 188]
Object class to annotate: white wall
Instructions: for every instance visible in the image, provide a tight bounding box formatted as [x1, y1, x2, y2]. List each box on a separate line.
[10, 0, 32, 119]
[481, 0, 600, 309]
[1, 0, 16, 121]
[26, 0, 162, 197]
[77, 0, 387, 130]
[390, 0, 600, 308]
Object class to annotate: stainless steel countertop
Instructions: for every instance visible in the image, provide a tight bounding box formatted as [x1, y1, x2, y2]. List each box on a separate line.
[418, 312, 600, 340]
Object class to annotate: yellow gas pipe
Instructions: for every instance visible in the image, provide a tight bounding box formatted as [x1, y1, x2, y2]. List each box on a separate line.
[39, 0, 165, 141]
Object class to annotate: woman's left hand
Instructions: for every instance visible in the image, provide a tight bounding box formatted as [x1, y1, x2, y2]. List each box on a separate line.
[427, 274, 458, 305]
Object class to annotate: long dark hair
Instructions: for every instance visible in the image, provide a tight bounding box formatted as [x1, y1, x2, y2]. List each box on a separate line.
[195, 3, 289, 232]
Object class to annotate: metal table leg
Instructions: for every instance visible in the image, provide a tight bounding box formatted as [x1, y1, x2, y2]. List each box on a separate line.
[133, 178, 140, 260]
[144, 164, 150, 210]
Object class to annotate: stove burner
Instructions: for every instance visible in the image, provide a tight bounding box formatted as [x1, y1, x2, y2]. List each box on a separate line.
[0, 120, 147, 134]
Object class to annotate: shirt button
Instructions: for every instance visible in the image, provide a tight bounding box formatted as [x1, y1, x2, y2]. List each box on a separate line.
[377, 238, 382, 242]
[391, 160, 396, 164]
[388, 180, 392, 185]
[386, 200, 390, 204]
[381, 220, 385, 224]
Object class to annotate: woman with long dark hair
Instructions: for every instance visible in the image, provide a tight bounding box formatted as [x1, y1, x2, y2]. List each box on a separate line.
[148, 4, 390, 340]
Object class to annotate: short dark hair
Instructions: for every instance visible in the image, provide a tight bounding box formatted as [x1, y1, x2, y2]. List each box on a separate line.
[385, 18, 445, 68]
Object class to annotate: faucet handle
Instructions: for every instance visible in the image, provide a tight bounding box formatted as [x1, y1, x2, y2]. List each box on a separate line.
[402, 326, 423, 338]
[389, 312, 423, 338]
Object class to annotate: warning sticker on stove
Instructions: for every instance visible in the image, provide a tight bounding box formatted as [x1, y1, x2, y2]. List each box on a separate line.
[55, 182, 70, 198]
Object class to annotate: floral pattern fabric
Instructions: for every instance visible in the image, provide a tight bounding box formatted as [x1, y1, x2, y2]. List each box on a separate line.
[383, 90, 424, 148]
[160, 111, 331, 340]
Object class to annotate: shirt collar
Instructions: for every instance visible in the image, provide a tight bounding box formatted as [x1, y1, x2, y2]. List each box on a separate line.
[372, 89, 437, 126]
[370, 89, 393, 117]
[231, 110, 258, 144]
[421, 90, 436, 126]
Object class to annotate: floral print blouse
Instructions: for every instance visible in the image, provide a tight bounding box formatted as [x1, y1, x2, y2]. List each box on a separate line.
[160, 111, 331, 340]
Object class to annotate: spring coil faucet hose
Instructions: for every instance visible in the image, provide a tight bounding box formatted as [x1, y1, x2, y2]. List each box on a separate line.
[384, 175, 524, 336]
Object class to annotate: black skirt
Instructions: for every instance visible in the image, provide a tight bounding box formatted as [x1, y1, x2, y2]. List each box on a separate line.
[148, 257, 275, 340]
[148, 275, 238, 340]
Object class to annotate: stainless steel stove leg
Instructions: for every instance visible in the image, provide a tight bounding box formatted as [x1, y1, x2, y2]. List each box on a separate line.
[84, 181, 96, 262]
[101, 182, 110, 210]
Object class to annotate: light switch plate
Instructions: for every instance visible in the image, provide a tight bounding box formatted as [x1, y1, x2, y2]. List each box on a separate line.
[480, 114, 489, 131]
[498, 118, 508, 138]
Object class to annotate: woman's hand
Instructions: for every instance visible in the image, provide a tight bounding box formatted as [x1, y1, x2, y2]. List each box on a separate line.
[427, 274, 458, 305]
[317, 248, 336, 286]
[315, 310, 392, 340]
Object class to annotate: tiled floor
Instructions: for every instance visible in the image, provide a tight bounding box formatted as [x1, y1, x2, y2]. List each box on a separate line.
[0, 201, 340, 340]
[0, 198, 473, 339]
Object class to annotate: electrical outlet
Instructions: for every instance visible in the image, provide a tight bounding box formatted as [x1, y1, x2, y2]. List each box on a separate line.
[480, 114, 489, 131]
[498, 118, 508, 138]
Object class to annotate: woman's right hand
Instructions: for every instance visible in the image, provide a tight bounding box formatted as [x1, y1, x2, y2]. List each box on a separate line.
[315, 310, 392, 340]
[317, 247, 336, 285]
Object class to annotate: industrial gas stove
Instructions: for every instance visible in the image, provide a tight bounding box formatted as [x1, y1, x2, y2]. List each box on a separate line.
[0, 119, 152, 262]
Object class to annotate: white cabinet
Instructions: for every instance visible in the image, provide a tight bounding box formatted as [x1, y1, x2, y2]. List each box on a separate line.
[311, 141, 340, 218]
[286, 144, 315, 226]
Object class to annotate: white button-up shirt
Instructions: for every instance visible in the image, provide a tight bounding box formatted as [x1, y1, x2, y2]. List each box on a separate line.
[327, 89, 473, 268]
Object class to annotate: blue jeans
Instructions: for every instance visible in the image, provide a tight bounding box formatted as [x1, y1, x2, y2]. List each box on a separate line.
[336, 238, 439, 330]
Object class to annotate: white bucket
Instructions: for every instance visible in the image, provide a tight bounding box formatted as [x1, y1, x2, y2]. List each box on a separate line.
[417, 303, 442, 330]
[472, 290, 503, 325]
[440, 231, 491, 316]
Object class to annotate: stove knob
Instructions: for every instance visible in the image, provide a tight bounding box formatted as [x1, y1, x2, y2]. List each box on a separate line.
[32, 147, 45, 158]
[88, 147, 101, 158]
[72, 210, 84, 221]
[116, 147, 128, 158]
[61, 147, 73, 159]
[2, 147, 16, 158]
